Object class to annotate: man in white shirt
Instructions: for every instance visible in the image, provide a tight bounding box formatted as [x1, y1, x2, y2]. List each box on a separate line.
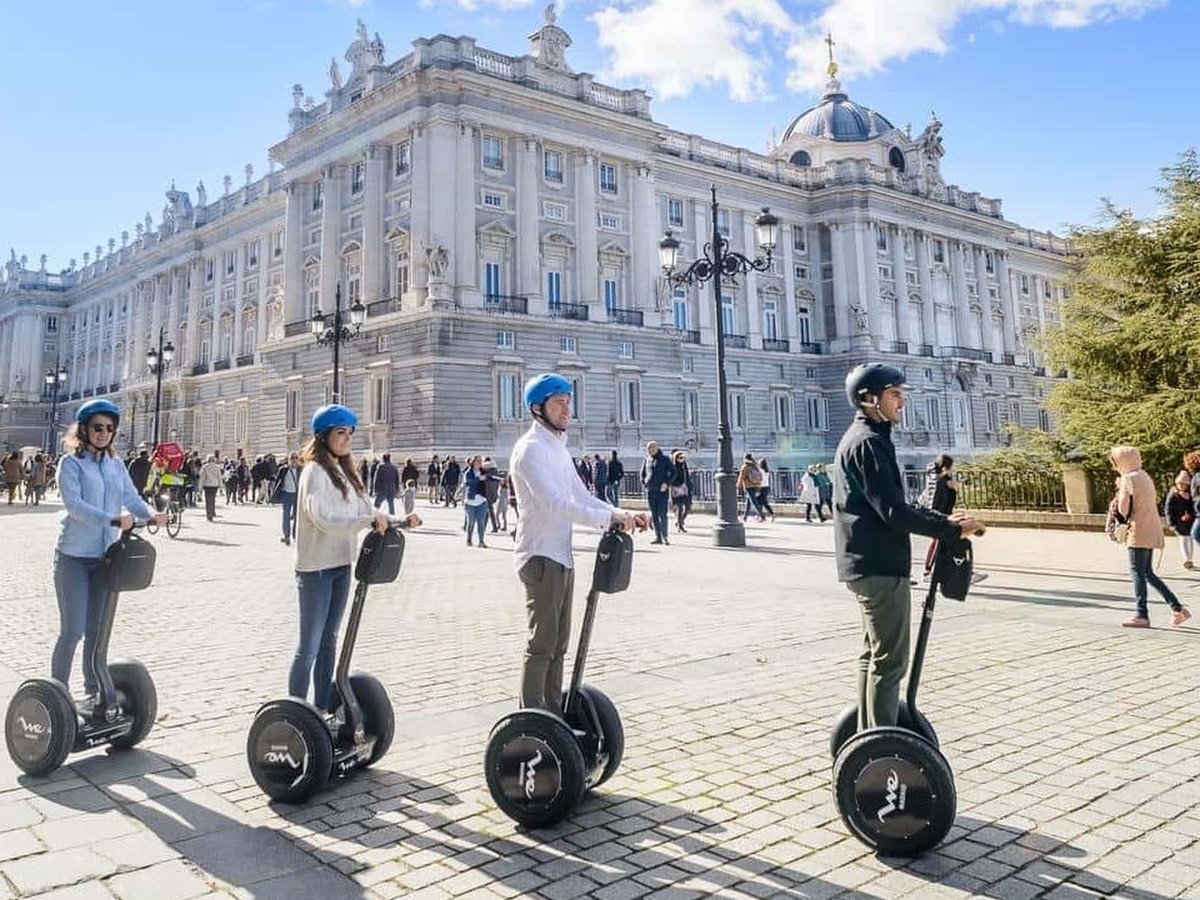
[511, 373, 648, 712]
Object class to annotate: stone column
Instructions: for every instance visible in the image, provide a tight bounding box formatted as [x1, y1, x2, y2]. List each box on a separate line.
[858, 222, 880, 347]
[363, 145, 385, 305]
[187, 259, 202, 368]
[455, 121, 477, 292]
[321, 165, 342, 312]
[576, 151, 599, 317]
[891, 225, 915, 347]
[781, 226, 800, 348]
[996, 251, 1017, 356]
[694, 200, 714, 345]
[915, 232, 936, 348]
[424, 120, 459, 309]
[233, 244, 247, 361]
[808, 226, 827, 342]
[744, 216, 762, 349]
[630, 163, 656, 313]
[516, 135, 542, 313]
[254, 245, 269, 359]
[410, 124, 431, 306]
[950, 241, 973, 347]
[828, 221, 851, 348]
[283, 181, 305, 324]
[974, 246, 993, 360]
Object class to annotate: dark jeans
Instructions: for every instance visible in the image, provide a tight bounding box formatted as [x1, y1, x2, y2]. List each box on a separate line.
[758, 487, 775, 518]
[203, 486, 218, 520]
[606, 482, 621, 507]
[1128, 547, 1182, 619]
[647, 490, 670, 541]
[743, 489, 763, 519]
[52, 552, 106, 696]
[466, 501, 489, 544]
[290, 565, 351, 709]
[373, 492, 395, 516]
[280, 492, 297, 539]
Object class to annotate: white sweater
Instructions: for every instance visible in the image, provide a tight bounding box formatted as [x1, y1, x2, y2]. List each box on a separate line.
[295, 462, 375, 573]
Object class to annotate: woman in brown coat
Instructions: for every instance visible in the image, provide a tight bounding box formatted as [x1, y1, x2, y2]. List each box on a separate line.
[1111, 445, 1191, 628]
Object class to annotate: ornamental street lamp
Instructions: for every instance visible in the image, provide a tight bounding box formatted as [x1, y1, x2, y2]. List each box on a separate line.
[146, 326, 175, 447]
[659, 185, 778, 548]
[43, 359, 68, 452]
[310, 283, 366, 401]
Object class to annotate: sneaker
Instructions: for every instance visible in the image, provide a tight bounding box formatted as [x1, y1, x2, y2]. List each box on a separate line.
[1184, 560, 1194, 570]
[1121, 616, 1151, 628]
[1172, 607, 1192, 628]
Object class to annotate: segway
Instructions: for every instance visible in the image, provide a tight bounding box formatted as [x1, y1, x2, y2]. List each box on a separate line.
[830, 533, 980, 856]
[5, 526, 159, 776]
[246, 526, 403, 804]
[484, 525, 633, 826]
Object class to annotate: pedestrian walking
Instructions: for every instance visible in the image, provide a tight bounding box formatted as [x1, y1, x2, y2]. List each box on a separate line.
[1164, 470, 1194, 569]
[464, 457, 490, 548]
[1109, 446, 1191, 628]
[757, 458, 777, 521]
[799, 464, 823, 522]
[606, 450, 625, 507]
[426, 455, 442, 504]
[441, 455, 461, 507]
[5, 451, 24, 504]
[509, 373, 646, 711]
[834, 364, 983, 730]
[52, 400, 167, 700]
[592, 453, 608, 501]
[669, 449, 693, 533]
[199, 454, 223, 521]
[278, 452, 302, 544]
[737, 453, 764, 522]
[371, 452, 400, 516]
[641, 441, 676, 545]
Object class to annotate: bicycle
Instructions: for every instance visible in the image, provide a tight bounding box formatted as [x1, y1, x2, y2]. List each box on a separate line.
[146, 484, 185, 539]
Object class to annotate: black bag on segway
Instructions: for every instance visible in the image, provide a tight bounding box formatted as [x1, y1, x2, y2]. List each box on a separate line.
[355, 527, 405, 584]
[592, 529, 634, 595]
[102, 531, 157, 592]
[933, 536, 973, 601]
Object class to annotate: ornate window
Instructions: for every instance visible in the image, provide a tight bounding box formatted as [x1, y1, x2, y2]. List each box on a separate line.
[790, 150, 812, 167]
[888, 147, 906, 171]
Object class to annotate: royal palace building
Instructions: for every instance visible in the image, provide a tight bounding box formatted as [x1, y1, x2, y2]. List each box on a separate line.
[0, 10, 1074, 467]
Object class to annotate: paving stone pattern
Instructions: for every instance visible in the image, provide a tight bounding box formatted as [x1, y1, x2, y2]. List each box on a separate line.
[0, 498, 1198, 899]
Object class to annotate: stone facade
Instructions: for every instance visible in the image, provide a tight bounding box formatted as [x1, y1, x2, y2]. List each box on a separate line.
[0, 12, 1074, 466]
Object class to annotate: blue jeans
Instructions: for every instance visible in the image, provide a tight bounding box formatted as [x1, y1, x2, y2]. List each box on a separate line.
[290, 566, 351, 709]
[280, 492, 297, 539]
[1128, 547, 1182, 620]
[467, 501, 489, 544]
[52, 552, 106, 696]
[647, 490, 669, 541]
[373, 493, 395, 516]
[606, 482, 621, 507]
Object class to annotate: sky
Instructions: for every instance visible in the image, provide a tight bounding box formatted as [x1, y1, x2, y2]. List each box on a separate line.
[2, 0, 1196, 273]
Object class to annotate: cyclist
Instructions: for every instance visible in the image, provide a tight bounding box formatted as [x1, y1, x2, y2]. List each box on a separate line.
[834, 364, 983, 731]
[509, 374, 647, 712]
[290, 404, 421, 708]
[53, 400, 168, 700]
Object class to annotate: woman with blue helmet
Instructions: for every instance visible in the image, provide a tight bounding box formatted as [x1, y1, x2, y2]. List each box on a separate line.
[290, 404, 420, 708]
[53, 400, 168, 700]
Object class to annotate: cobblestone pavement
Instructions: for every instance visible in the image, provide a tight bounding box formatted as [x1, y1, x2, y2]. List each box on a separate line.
[1, 496, 1198, 900]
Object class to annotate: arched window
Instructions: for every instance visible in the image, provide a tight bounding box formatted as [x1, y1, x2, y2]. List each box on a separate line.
[790, 150, 812, 168]
[889, 147, 906, 172]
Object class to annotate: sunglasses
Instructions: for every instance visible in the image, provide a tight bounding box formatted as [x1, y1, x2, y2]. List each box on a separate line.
[89, 423, 116, 433]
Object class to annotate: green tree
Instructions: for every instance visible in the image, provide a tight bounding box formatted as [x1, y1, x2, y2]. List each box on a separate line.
[1044, 149, 1200, 477]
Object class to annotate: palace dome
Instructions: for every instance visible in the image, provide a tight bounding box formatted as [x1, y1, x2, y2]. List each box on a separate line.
[782, 84, 894, 143]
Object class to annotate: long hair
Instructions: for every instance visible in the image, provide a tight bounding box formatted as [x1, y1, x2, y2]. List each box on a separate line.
[933, 453, 954, 473]
[1184, 450, 1200, 474]
[300, 433, 365, 500]
[63, 420, 117, 458]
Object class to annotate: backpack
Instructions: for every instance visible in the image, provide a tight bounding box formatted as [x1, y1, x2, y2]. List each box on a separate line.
[744, 464, 762, 488]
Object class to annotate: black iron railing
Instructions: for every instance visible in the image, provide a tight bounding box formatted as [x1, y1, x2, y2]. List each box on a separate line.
[367, 298, 399, 317]
[725, 333, 748, 349]
[549, 301, 588, 321]
[798, 341, 823, 354]
[889, 341, 909, 354]
[484, 295, 529, 315]
[69, 391, 81, 401]
[284, 321, 309, 337]
[213, 358, 231, 371]
[236, 354, 255, 367]
[1002, 353, 1016, 366]
[108, 383, 119, 394]
[945, 346, 991, 362]
[82, 389, 94, 397]
[681, 329, 701, 344]
[607, 307, 644, 327]
[763, 338, 790, 352]
[918, 344, 935, 357]
[192, 364, 209, 376]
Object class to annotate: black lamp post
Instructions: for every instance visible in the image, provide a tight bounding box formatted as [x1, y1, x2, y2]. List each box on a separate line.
[659, 185, 778, 548]
[146, 326, 175, 447]
[43, 358, 68, 452]
[310, 283, 366, 401]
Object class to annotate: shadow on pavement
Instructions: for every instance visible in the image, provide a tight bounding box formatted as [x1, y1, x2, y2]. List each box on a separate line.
[971, 585, 1131, 611]
[884, 815, 1181, 900]
[170, 535, 239, 547]
[23, 748, 368, 900]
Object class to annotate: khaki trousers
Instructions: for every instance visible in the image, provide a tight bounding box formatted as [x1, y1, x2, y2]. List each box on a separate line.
[518, 556, 574, 712]
[847, 574, 911, 730]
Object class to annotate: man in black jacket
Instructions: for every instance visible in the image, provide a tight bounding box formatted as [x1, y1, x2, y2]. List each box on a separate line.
[640, 441, 676, 545]
[835, 363, 983, 731]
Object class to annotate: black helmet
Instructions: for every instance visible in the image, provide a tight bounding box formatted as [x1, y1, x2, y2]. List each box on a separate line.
[844, 363, 906, 409]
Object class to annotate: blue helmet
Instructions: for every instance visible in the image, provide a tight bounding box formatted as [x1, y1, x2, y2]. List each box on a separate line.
[76, 398, 121, 425]
[311, 404, 358, 435]
[523, 373, 572, 410]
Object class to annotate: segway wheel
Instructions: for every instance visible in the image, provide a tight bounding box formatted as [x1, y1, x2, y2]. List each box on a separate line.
[349, 673, 394, 767]
[578, 686, 624, 788]
[5, 679, 77, 776]
[107, 660, 158, 750]
[247, 699, 333, 804]
[829, 702, 939, 759]
[484, 710, 586, 827]
[832, 727, 956, 857]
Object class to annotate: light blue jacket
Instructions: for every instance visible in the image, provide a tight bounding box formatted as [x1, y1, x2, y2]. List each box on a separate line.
[57, 452, 155, 559]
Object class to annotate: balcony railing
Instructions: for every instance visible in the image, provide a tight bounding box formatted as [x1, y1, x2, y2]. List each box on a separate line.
[918, 344, 935, 357]
[550, 301, 589, 321]
[607, 307, 644, 327]
[192, 364, 209, 376]
[763, 338, 790, 352]
[1002, 352, 1016, 366]
[798, 341, 823, 355]
[680, 329, 701, 344]
[236, 354, 255, 367]
[284, 321, 309, 337]
[69, 391, 81, 401]
[1034, 366, 1047, 376]
[888, 341, 909, 355]
[213, 358, 231, 372]
[108, 383, 119, 394]
[484, 295, 529, 315]
[82, 388, 94, 397]
[725, 333, 748, 349]
[945, 346, 990, 362]
[367, 298, 399, 317]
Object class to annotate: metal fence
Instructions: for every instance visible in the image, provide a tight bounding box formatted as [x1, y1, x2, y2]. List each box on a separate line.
[903, 468, 1066, 510]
